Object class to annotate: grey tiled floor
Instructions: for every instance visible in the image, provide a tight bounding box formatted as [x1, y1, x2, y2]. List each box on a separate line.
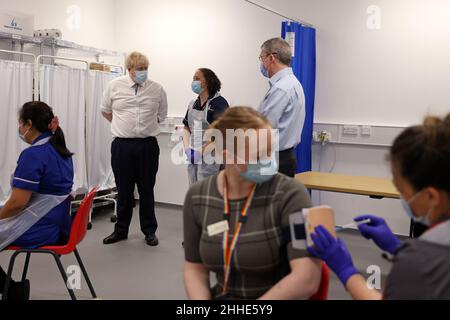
[0, 204, 394, 300]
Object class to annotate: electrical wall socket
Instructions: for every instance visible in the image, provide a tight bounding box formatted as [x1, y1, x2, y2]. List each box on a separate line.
[343, 125, 359, 136]
[313, 131, 331, 143]
[318, 130, 331, 143]
[361, 125, 372, 137]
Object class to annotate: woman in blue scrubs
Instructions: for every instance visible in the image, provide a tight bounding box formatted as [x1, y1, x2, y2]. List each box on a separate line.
[0, 101, 74, 300]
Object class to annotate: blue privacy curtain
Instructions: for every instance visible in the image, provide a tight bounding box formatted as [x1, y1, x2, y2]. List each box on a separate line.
[282, 22, 316, 173]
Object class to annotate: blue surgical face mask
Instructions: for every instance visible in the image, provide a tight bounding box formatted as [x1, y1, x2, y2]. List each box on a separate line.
[400, 191, 431, 226]
[260, 63, 269, 78]
[191, 80, 202, 95]
[237, 154, 279, 184]
[134, 70, 148, 84]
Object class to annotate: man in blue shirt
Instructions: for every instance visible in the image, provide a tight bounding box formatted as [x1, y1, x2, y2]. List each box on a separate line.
[258, 37, 306, 177]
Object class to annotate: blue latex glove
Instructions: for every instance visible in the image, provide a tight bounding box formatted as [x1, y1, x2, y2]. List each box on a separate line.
[354, 215, 402, 255]
[307, 225, 359, 286]
[185, 148, 202, 164]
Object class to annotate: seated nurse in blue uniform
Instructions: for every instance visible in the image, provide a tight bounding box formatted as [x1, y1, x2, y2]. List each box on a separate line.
[0, 101, 74, 300]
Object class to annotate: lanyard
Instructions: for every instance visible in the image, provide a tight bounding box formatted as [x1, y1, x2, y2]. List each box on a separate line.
[221, 174, 257, 295]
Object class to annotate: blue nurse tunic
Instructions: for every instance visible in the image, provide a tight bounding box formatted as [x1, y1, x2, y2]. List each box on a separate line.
[11, 132, 74, 248]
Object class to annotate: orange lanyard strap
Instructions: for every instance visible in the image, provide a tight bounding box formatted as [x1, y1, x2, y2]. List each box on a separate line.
[221, 175, 256, 294]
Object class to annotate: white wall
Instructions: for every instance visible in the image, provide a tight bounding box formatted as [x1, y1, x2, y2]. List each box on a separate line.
[41, 0, 448, 124]
[262, 0, 450, 235]
[311, 137, 410, 235]
[113, 0, 283, 117]
[264, 0, 450, 125]
[8, 0, 450, 124]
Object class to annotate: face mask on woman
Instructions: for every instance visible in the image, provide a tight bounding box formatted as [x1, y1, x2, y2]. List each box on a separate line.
[191, 80, 202, 95]
[237, 153, 279, 184]
[18, 126, 30, 144]
[400, 190, 432, 226]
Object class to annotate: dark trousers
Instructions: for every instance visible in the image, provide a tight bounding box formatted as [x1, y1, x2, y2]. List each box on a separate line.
[111, 137, 160, 236]
[278, 148, 297, 178]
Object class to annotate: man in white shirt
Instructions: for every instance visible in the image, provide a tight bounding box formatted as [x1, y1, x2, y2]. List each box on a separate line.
[101, 51, 168, 246]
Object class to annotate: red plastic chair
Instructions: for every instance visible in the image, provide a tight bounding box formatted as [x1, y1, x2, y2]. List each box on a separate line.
[2, 187, 98, 300]
[309, 262, 330, 300]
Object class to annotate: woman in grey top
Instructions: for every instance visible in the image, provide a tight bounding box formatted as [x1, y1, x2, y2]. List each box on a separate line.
[308, 113, 450, 300]
[183, 107, 322, 300]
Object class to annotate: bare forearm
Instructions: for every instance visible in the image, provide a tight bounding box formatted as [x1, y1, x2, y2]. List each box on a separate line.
[259, 272, 318, 300]
[260, 258, 321, 300]
[346, 274, 382, 300]
[0, 200, 26, 220]
[184, 264, 211, 300]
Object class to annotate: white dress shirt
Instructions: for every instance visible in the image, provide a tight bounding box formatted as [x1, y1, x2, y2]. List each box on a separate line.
[101, 75, 168, 138]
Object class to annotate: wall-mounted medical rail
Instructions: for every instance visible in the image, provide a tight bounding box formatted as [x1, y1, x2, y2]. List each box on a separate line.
[0, 49, 35, 62]
[0, 31, 125, 61]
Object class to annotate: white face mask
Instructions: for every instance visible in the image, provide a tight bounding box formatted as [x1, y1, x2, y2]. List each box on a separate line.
[18, 126, 30, 144]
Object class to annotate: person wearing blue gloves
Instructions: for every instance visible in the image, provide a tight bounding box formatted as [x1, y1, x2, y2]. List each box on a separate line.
[182, 68, 229, 185]
[308, 114, 450, 300]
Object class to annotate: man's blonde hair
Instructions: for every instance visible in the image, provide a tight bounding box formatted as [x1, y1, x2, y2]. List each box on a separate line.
[125, 51, 149, 70]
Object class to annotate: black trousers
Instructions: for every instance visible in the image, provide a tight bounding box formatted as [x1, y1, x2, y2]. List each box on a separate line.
[278, 148, 297, 178]
[111, 137, 160, 236]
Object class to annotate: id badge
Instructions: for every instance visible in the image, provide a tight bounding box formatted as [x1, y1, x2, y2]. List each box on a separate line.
[207, 220, 229, 237]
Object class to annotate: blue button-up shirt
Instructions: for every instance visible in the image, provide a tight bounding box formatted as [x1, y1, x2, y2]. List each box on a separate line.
[258, 68, 306, 151]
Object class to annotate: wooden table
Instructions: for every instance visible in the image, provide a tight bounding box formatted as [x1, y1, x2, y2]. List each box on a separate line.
[295, 171, 416, 236]
[295, 171, 400, 199]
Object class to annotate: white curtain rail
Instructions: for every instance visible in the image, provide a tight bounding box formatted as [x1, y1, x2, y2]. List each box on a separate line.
[35, 55, 90, 101]
[244, 0, 315, 28]
[36, 55, 90, 68]
[0, 49, 35, 62]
